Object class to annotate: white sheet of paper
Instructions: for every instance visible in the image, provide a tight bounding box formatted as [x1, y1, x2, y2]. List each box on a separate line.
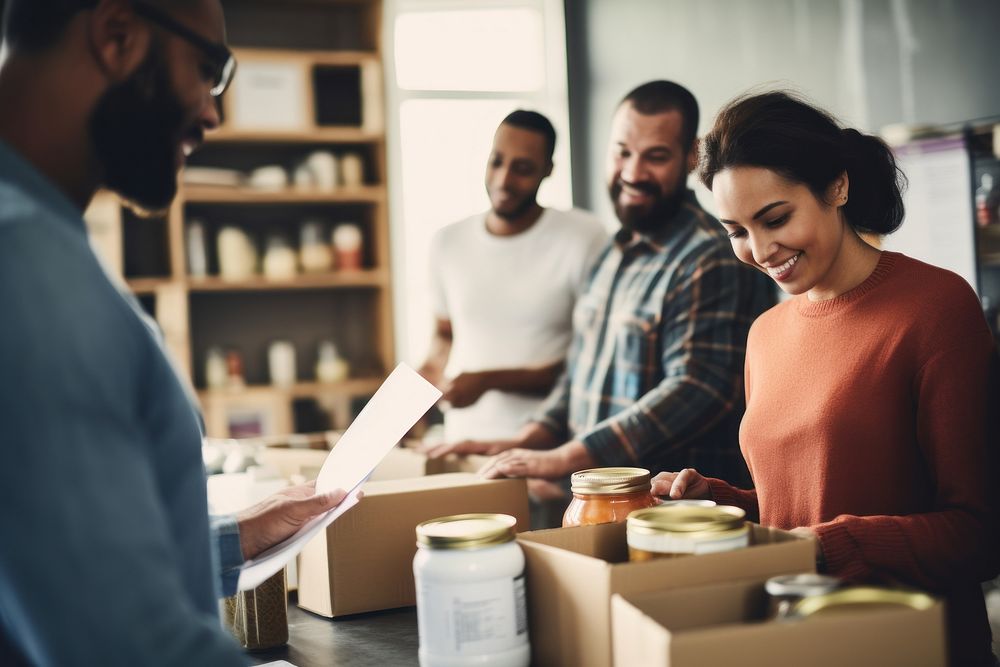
[236, 364, 441, 591]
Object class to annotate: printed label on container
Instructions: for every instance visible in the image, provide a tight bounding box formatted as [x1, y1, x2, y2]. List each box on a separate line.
[416, 575, 528, 656]
[627, 529, 749, 555]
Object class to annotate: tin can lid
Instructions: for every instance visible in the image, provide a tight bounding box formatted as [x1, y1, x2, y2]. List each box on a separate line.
[570, 467, 651, 494]
[416, 513, 517, 550]
[765, 573, 842, 597]
[658, 499, 717, 508]
[626, 504, 746, 534]
[790, 586, 936, 618]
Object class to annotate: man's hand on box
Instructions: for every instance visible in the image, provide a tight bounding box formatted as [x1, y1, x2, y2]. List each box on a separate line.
[236, 481, 350, 560]
[478, 440, 594, 481]
[421, 438, 518, 460]
[651, 468, 712, 500]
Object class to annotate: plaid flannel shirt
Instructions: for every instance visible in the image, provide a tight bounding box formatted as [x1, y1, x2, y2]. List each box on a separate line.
[534, 191, 773, 483]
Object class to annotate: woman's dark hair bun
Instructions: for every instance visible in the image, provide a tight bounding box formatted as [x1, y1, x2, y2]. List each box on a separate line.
[700, 91, 906, 235]
[839, 128, 906, 234]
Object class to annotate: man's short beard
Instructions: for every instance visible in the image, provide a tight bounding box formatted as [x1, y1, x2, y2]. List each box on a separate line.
[88, 41, 187, 217]
[492, 196, 538, 222]
[610, 175, 688, 234]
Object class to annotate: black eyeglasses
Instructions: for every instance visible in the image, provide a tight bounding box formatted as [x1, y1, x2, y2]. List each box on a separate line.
[132, 1, 237, 97]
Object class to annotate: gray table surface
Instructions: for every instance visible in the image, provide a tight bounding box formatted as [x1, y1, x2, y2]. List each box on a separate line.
[245, 598, 419, 667]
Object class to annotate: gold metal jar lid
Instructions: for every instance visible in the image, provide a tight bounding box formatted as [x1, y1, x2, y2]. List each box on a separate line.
[626, 504, 746, 535]
[790, 586, 936, 618]
[570, 467, 651, 495]
[416, 513, 518, 551]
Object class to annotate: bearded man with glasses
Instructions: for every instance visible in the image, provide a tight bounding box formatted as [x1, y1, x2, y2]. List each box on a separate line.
[0, 2, 345, 665]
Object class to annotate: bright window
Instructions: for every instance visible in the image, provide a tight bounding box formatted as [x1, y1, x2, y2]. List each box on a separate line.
[386, 0, 573, 365]
[394, 9, 546, 91]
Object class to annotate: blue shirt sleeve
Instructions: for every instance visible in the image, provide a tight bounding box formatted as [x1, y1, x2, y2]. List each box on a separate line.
[211, 515, 245, 598]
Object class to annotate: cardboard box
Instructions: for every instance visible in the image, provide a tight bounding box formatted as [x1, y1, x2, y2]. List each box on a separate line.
[439, 453, 493, 474]
[259, 443, 447, 482]
[611, 577, 945, 666]
[297, 473, 530, 617]
[517, 521, 816, 666]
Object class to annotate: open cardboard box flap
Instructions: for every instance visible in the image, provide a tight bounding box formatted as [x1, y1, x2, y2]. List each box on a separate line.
[612, 577, 945, 667]
[516, 521, 816, 666]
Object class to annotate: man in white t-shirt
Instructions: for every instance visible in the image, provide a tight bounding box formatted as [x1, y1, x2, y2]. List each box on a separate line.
[419, 110, 607, 444]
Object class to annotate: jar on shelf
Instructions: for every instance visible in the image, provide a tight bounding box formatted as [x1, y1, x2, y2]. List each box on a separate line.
[625, 504, 748, 562]
[262, 233, 298, 280]
[267, 340, 297, 387]
[205, 346, 228, 390]
[414, 513, 529, 667]
[225, 349, 245, 390]
[315, 340, 349, 383]
[562, 467, 659, 527]
[186, 218, 208, 278]
[339, 152, 364, 188]
[332, 223, 363, 271]
[299, 220, 333, 273]
[217, 226, 257, 281]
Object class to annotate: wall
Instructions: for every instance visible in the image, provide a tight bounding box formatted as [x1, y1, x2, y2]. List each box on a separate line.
[566, 0, 1000, 221]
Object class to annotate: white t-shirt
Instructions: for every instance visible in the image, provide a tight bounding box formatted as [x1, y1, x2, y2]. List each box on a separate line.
[430, 208, 608, 442]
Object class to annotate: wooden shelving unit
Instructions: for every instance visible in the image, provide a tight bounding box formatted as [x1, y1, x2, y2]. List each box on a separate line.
[183, 184, 385, 204]
[85, 0, 392, 437]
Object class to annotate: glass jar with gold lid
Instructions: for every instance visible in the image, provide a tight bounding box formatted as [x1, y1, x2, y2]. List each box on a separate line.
[626, 504, 749, 561]
[562, 467, 660, 527]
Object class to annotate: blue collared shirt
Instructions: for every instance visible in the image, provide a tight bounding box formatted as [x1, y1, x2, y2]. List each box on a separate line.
[0, 140, 247, 665]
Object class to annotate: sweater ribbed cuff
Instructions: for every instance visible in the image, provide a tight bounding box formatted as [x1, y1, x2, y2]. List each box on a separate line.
[705, 477, 759, 521]
[813, 520, 870, 580]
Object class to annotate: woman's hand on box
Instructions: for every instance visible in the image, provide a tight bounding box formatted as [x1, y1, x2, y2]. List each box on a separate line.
[651, 469, 712, 500]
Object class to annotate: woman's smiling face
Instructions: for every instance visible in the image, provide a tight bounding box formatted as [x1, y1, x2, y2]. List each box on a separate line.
[712, 166, 851, 300]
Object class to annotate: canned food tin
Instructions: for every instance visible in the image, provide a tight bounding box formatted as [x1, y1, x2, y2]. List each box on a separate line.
[788, 586, 936, 619]
[626, 505, 749, 561]
[764, 573, 842, 620]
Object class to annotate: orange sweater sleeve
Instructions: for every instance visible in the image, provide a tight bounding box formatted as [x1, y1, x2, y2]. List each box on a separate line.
[813, 338, 1000, 591]
[705, 478, 759, 522]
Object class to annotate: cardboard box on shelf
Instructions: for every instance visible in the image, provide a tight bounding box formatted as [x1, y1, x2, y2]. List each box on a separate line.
[296, 473, 530, 617]
[611, 577, 945, 667]
[517, 521, 816, 667]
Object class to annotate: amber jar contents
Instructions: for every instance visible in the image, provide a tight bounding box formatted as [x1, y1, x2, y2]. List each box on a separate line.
[627, 505, 749, 561]
[562, 467, 659, 527]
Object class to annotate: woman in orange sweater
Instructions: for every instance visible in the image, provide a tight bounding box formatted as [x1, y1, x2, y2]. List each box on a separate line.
[652, 91, 1000, 666]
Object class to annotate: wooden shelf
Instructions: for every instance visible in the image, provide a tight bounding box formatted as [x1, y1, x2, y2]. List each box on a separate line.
[207, 127, 383, 144]
[182, 184, 385, 204]
[186, 270, 386, 292]
[198, 377, 382, 401]
[233, 47, 380, 66]
[126, 278, 173, 295]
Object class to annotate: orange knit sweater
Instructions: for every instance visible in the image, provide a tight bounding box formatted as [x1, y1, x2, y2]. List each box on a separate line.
[708, 252, 1000, 666]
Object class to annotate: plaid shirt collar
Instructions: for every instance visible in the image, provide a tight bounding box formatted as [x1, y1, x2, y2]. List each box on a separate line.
[612, 189, 703, 254]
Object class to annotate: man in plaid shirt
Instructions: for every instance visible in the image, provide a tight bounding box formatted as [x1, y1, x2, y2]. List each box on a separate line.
[429, 81, 772, 486]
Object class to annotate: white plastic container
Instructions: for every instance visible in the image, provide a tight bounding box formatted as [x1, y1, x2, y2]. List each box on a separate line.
[413, 514, 530, 667]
